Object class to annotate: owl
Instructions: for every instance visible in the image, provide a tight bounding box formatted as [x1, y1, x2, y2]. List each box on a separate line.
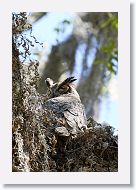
[43, 77, 87, 152]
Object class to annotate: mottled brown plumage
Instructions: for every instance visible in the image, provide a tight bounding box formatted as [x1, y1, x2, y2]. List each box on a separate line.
[44, 77, 87, 139]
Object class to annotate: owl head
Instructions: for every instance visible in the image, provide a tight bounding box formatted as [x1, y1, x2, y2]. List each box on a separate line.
[45, 77, 80, 100]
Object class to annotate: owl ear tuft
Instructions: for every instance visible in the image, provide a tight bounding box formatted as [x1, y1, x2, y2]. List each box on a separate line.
[45, 78, 54, 88]
[64, 77, 77, 84]
[58, 77, 77, 89]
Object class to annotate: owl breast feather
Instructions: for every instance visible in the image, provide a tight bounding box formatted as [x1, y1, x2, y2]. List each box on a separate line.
[43, 95, 87, 135]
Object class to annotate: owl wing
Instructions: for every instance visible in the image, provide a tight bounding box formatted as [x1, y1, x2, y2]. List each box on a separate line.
[44, 96, 87, 136]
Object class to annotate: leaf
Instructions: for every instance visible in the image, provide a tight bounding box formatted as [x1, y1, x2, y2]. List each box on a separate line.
[100, 40, 115, 54]
[62, 19, 71, 25]
[94, 60, 102, 65]
[54, 27, 60, 33]
[100, 13, 118, 30]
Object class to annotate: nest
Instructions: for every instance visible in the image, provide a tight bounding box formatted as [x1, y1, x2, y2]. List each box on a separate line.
[44, 116, 118, 172]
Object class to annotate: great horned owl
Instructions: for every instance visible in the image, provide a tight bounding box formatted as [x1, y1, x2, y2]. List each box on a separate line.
[43, 77, 87, 151]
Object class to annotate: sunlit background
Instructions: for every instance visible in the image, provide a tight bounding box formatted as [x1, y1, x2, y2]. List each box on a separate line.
[22, 12, 118, 133]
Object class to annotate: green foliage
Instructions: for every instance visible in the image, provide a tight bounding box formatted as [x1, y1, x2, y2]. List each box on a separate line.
[94, 13, 118, 75]
[100, 39, 118, 74]
[101, 39, 116, 53]
[54, 27, 60, 33]
[100, 13, 118, 30]
[62, 19, 71, 25]
[54, 19, 71, 34]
